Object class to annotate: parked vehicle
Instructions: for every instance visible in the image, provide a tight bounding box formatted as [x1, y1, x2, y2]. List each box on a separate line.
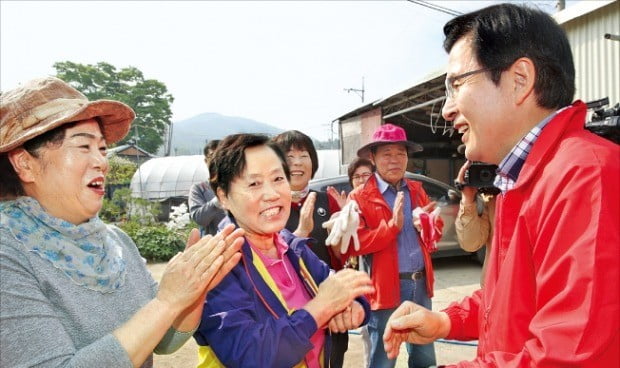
[309, 172, 483, 262]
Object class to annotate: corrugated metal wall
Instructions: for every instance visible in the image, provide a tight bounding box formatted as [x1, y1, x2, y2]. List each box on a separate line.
[339, 108, 382, 173]
[562, 1, 620, 105]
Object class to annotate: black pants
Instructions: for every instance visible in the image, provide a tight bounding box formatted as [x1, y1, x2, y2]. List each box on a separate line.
[329, 332, 349, 368]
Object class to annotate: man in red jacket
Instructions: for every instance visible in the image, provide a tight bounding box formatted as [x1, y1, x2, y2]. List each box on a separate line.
[347, 123, 443, 368]
[383, 3, 619, 367]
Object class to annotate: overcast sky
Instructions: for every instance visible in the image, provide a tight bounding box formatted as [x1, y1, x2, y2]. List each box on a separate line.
[1, 1, 581, 140]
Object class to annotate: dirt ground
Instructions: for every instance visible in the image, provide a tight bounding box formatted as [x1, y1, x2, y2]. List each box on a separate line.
[149, 257, 480, 368]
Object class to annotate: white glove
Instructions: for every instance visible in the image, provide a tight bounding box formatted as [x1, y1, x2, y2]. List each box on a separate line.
[323, 200, 360, 253]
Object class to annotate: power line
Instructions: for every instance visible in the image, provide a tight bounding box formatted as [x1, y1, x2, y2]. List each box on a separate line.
[406, 0, 463, 17]
[407, 0, 462, 16]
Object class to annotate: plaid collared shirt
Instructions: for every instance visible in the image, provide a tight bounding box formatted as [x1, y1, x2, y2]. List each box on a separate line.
[494, 109, 566, 193]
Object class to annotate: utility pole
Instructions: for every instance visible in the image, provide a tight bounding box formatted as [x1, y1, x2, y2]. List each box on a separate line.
[132, 125, 144, 200]
[556, 0, 566, 11]
[164, 122, 173, 156]
[344, 77, 365, 103]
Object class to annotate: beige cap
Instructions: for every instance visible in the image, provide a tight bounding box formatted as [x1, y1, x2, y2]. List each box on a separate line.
[0, 76, 135, 153]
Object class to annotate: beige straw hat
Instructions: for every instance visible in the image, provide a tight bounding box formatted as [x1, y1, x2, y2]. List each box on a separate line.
[0, 76, 135, 153]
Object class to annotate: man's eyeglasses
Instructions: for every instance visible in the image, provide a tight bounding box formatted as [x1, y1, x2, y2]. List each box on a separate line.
[352, 172, 373, 181]
[444, 68, 490, 100]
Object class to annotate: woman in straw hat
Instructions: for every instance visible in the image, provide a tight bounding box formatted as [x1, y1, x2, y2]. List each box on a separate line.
[0, 77, 244, 367]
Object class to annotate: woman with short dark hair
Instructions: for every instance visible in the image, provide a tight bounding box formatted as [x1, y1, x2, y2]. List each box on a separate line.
[347, 157, 374, 189]
[194, 133, 373, 368]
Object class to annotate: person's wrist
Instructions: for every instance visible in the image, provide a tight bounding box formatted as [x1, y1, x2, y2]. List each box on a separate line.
[437, 311, 452, 338]
[461, 187, 477, 203]
[153, 295, 183, 319]
[304, 297, 334, 327]
[460, 197, 476, 206]
[294, 227, 310, 237]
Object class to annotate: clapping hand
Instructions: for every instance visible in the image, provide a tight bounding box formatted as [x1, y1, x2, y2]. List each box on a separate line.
[412, 201, 438, 232]
[157, 224, 244, 311]
[294, 192, 316, 238]
[390, 191, 405, 230]
[327, 185, 347, 209]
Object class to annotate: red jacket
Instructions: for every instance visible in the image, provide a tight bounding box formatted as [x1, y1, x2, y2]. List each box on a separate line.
[347, 175, 442, 310]
[444, 101, 620, 367]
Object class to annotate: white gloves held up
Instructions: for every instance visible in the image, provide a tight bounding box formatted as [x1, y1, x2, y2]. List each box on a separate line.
[322, 200, 361, 254]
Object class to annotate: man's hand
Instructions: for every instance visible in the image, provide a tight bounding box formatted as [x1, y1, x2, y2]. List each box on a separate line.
[412, 201, 437, 232]
[390, 191, 404, 230]
[383, 301, 451, 359]
[457, 161, 478, 204]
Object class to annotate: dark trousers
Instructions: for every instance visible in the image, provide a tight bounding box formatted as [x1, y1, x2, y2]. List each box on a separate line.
[329, 332, 349, 368]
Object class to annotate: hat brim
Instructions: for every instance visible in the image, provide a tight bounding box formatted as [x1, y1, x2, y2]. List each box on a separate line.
[0, 99, 134, 153]
[357, 140, 423, 159]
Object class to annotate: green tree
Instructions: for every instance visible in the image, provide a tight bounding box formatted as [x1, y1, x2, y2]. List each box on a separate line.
[54, 61, 174, 153]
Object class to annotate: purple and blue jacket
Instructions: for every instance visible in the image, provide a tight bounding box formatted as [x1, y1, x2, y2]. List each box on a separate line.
[194, 228, 371, 368]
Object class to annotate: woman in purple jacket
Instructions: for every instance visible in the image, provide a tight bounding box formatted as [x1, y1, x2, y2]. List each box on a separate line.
[193, 133, 373, 368]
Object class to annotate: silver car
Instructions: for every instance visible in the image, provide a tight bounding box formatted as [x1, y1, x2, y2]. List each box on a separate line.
[308, 172, 484, 262]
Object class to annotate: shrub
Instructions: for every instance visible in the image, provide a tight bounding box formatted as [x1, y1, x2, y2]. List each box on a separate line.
[102, 157, 194, 262]
[120, 222, 186, 262]
[107, 156, 137, 184]
[100, 187, 161, 224]
[117, 204, 197, 262]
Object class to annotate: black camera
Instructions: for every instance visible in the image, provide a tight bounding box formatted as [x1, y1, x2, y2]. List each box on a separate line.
[455, 162, 500, 195]
[585, 97, 619, 145]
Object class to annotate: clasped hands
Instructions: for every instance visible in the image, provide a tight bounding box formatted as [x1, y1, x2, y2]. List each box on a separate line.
[382, 301, 452, 359]
[304, 268, 374, 333]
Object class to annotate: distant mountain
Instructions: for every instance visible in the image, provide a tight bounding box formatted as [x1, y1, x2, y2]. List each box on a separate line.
[171, 112, 284, 155]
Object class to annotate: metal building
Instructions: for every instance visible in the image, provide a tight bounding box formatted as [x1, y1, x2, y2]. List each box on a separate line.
[557, 0, 619, 106]
[334, 0, 620, 186]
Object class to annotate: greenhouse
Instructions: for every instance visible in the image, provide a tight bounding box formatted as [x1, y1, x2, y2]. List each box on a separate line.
[130, 150, 339, 219]
[130, 155, 207, 219]
[131, 155, 208, 200]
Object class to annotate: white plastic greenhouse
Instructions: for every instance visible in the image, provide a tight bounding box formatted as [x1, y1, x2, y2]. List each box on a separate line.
[131, 155, 208, 200]
[130, 150, 340, 201]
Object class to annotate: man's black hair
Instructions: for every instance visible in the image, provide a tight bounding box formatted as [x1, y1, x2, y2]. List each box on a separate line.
[443, 3, 575, 109]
